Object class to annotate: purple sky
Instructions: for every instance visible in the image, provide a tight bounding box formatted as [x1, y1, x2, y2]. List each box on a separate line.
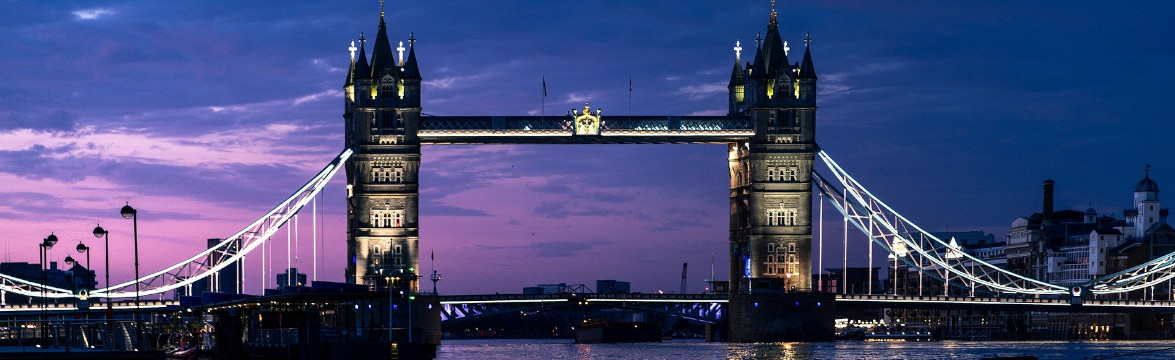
[1, 1, 1172, 295]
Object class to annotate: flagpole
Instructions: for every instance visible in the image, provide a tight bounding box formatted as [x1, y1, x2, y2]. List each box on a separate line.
[628, 76, 632, 122]
[542, 76, 547, 121]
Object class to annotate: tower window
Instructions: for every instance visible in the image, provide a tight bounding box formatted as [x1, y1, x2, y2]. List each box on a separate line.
[371, 209, 406, 228]
[766, 209, 798, 226]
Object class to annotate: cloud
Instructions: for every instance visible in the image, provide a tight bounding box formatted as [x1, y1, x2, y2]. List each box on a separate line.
[72, 8, 115, 20]
[293, 89, 343, 106]
[311, 59, 345, 73]
[0, 110, 78, 132]
[421, 197, 491, 217]
[688, 109, 726, 116]
[423, 72, 494, 90]
[649, 218, 709, 232]
[674, 81, 727, 100]
[532, 201, 571, 219]
[423, 77, 458, 89]
[528, 240, 606, 258]
[530, 200, 649, 220]
[564, 92, 603, 105]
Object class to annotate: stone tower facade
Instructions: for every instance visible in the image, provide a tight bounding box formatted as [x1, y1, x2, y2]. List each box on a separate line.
[727, 8, 818, 294]
[343, 8, 423, 292]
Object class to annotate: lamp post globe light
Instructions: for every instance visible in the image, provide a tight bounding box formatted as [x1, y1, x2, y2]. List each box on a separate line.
[91, 225, 113, 349]
[120, 202, 142, 350]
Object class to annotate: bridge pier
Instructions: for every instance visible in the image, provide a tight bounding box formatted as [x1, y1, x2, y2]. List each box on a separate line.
[723, 293, 836, 342]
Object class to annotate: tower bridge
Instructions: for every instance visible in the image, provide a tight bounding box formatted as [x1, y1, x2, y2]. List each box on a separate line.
[343, 2, 819, 301]
[2, 1, 1175, 348]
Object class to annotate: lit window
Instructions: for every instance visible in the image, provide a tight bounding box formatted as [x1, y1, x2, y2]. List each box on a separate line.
[783, 210, 797, 226]
[370, 210, 406, 228]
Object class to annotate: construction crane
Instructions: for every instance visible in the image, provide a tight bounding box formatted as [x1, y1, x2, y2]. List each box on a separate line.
[680, 262, 688, 294]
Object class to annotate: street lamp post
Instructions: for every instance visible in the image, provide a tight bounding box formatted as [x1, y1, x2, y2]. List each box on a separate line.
[120, 203, 142, 350]
[91, 225, 112, 348]
[392, 275, 401, 343]
[76, 242, 91, 320]
[39, 233, 58, 347]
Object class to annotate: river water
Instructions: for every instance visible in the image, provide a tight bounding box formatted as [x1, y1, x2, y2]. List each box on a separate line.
[437, 339, 1175, 359]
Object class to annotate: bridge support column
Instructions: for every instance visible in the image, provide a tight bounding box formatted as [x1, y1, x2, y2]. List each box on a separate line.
[726, 293, 835, 342]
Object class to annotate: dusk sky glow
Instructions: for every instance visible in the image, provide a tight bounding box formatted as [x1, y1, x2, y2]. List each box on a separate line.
[1, 1, 1173, 295]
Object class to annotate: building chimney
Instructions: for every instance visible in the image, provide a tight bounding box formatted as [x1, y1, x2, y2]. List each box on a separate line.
[1043, 179, 1055, 222]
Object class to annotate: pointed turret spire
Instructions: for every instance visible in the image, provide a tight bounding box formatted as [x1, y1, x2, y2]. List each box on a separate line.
[403, 32, 421, 81]
[749, 37, 766, 80]
[369, 5, 397, 80]
[354, 33, 370, 80]
[770, 0, 778, 25]
[798, 33, 817, 80]
[760, 2, 789, 79]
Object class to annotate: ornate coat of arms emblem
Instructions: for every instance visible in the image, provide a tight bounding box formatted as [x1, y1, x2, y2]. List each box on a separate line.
[571, 102, 602, 135]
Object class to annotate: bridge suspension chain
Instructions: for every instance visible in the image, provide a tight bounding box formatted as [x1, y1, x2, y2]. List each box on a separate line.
[814, 149, 1068, 296]
[815, 149, 1175, 296]
[1085, 248, 1175, 295]
[0, 148, 352, 300]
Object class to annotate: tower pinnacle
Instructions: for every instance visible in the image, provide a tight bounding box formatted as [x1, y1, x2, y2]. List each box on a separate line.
[734, 40, 743, 61]
[770, 0, 778, 25]
[804, 32, 812, 47]
[349, 40, 357, 61]
[379, 0, 385, 24]
[397, 41, 406, 65]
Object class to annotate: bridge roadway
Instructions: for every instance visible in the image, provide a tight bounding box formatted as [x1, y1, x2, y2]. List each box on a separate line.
[1, 293, 1171, 319]
[438, 293, 1175, 321]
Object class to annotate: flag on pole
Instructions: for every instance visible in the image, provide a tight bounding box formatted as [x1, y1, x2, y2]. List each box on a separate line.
[542, 76, 547, 98]
[431, 250, 435, 262]
[628, 76, 633, 120]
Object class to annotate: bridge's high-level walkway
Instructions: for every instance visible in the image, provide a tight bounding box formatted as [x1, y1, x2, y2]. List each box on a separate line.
[419, 115, 754, 144]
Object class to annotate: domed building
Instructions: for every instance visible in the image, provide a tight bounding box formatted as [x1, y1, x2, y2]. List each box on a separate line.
[1126, 169, 1163, 238]
[1004, 168, 1171, 288]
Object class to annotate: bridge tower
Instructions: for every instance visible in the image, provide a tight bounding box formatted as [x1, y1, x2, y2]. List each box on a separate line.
[343, 7, 423, 292]
[727, 6, 818, 295]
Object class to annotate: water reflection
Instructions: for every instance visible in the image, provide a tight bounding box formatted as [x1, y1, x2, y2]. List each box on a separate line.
[435, 339, 1175, 360]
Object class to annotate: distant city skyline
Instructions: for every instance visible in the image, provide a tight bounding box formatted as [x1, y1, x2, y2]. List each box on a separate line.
[0, 1, 1172, 295]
